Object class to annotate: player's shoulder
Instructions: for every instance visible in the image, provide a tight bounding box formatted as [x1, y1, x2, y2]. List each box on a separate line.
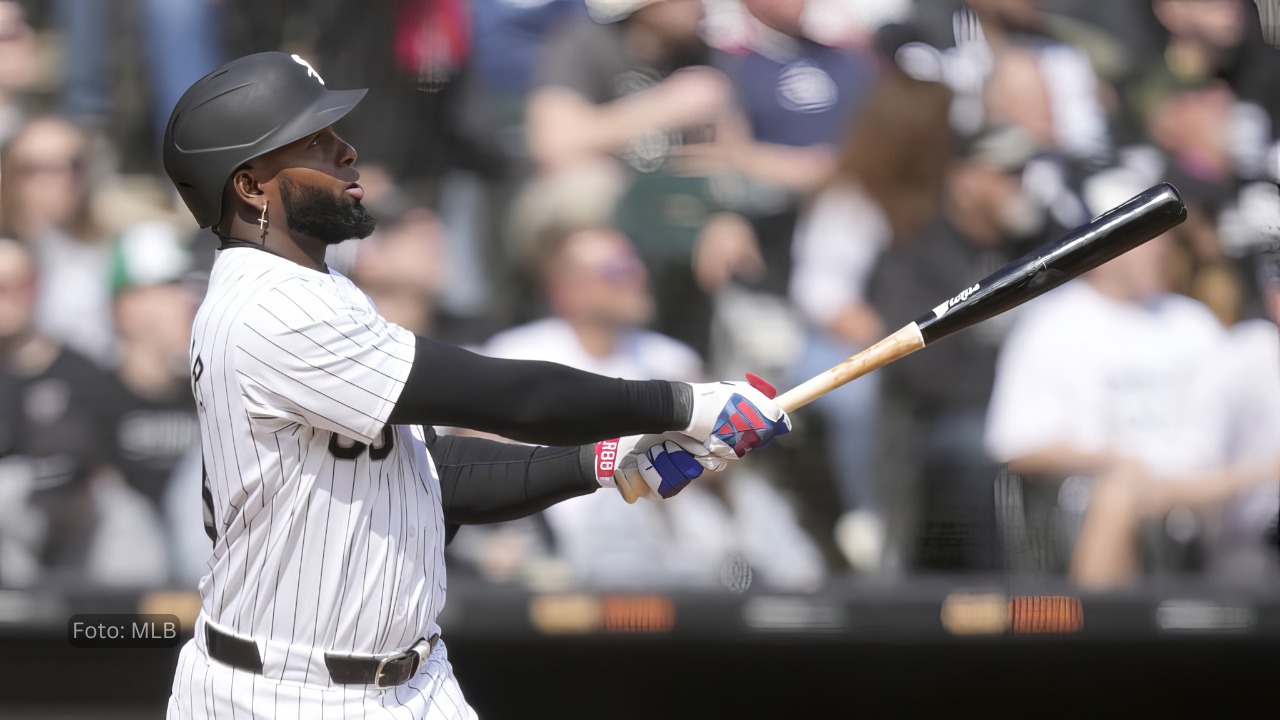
[209, 248, 325, 303]
[251, 265, 359, 318]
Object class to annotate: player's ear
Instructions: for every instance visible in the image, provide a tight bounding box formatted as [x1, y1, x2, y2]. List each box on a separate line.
[232, 166, 264, 203]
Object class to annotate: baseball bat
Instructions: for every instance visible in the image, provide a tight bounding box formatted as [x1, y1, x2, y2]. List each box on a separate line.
[774, 182, 1187, 413]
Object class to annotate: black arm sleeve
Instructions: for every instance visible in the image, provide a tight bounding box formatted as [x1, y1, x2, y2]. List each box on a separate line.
[388, 335, 691, 445]
[426, 426, 598, 525]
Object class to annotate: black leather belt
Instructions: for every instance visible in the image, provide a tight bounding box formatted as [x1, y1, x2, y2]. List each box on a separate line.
[205, 623, 439, 689]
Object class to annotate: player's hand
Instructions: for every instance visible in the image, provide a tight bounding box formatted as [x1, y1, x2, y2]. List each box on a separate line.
[682, 374, 792, 461]
[592, 433, 724, 503]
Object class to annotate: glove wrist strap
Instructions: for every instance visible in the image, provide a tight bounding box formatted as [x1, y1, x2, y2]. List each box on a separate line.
[593, 439, 621, 488]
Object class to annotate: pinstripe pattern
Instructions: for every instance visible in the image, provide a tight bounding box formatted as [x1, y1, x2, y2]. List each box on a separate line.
[170, 248, 467, 717]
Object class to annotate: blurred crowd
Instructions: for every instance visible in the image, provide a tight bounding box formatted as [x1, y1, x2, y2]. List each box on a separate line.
[0, 0, 1278, 596]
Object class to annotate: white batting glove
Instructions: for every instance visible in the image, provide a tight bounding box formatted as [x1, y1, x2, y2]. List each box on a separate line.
[683, 374, 792, 461]
[591, 433, 723, 504]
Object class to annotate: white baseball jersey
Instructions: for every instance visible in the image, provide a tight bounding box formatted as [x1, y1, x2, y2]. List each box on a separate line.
[170, 246, 473, 718]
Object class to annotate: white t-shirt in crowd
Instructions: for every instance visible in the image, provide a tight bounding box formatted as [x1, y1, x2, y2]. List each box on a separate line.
[789, 182, 891, 328]
[483, 317, 703, 382]
[32, 228, 115, 367]
[1214, 319, 1280, 546]
[985, 281, 1236, 478]
[1219, 318, 1280, 464]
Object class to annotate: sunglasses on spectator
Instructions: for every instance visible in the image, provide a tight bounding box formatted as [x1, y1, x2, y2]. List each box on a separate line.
[590, 256, 646, 284]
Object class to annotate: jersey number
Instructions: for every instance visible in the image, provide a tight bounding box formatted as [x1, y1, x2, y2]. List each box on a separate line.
[328, 426, 395, 461]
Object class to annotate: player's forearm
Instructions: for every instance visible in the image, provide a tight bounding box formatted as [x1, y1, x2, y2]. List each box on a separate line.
[388, 336, 692, 445]
[427, 428, 598, 524]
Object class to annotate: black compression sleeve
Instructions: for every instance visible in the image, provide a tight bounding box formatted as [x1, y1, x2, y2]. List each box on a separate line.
[388, 335, 690, 445]
[426, 427, 598, 525]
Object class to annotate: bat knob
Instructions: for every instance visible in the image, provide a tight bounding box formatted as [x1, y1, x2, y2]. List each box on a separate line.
[744, 373, 777, 399]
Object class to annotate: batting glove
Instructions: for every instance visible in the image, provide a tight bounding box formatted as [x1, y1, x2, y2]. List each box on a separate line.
[683, 374, 792, 461]
[592, 433, 724, 503]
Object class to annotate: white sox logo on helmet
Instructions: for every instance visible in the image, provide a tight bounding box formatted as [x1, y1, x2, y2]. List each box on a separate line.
[291, 53, 325, 85]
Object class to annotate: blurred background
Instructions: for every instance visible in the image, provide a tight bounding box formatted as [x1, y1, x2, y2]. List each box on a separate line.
[0, 0, 1279, 716]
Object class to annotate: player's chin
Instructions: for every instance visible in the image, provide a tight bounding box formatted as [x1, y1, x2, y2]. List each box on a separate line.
[348, 203, 378, 240]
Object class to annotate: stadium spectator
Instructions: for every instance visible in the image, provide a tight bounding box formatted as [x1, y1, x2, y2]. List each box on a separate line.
[786, 63, 952, 574]
[702, 0, 878, 387]
[525, 0, 728, 174]
[453, 223, 825, 590]
[984, 170, 1280, 589]
[1140, 0, 1280, 157]
[0, 238, 118, 586]
[97, 220, 202, 584]
[1139, 75, 1252, 327]
[0, 116, 115, 367]
[470, 0, 588, 129]
[523, 0, 757, 357]
[882, 1, 1112, 162]
[1203, 256, 1280, 580]
[346, 196, 450, 339]
[54, 0, 223, 159]
[715, 0, 873, 192]
[0, 1, 37, 149]
[870, 124, 1053, 574]
[1134, 0, 1280, 329]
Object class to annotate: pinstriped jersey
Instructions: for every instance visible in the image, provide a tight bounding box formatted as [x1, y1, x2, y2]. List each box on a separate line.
[189, 246, 445, 659]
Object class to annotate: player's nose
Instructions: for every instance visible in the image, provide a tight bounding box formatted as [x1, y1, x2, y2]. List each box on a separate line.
[330, 128, 357, 168]
[338, 138, 357, 168]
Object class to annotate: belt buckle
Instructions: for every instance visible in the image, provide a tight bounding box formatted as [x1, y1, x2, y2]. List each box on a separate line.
[373, 654, 399, 690]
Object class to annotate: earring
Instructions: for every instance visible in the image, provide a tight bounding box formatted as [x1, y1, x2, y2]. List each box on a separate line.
[257, 199, 269, 243]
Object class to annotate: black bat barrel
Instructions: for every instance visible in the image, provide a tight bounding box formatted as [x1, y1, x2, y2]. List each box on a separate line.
[913, 182, 1187, 345]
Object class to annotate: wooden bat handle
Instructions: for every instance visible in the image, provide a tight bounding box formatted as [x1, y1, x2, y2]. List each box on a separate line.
[775, 323, 927, 413]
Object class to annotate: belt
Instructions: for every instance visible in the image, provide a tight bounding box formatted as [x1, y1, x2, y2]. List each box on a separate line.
[204, 623, 440, 689]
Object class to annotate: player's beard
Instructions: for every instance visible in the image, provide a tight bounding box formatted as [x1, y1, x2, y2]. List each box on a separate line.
[278, 176, 377, 245]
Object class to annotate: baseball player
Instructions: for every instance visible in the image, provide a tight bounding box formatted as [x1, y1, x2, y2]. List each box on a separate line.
[161, 52, 791, 719]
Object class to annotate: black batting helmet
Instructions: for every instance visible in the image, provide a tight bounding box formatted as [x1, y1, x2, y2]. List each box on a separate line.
[162, 51, 367, 229]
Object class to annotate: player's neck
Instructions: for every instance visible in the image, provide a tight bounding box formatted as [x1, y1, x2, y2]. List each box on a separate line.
[220, 231, 329, 274]
[266, 231, 330, 273]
